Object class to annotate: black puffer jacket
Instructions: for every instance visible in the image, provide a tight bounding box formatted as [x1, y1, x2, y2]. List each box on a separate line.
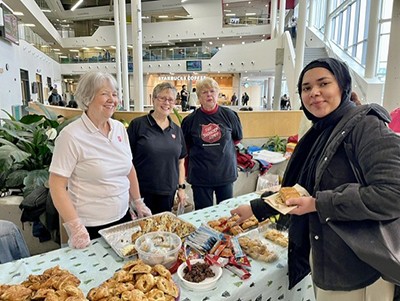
[252, 104, 400, 291]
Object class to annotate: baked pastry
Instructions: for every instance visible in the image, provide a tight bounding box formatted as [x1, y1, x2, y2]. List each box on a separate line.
[238, 236, 277, 262]
[277, 187, 300, 204]
[264, 229, 289, 247]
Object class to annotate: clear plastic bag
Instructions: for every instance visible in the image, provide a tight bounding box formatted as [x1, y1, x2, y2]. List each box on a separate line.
[256, 173, 279, 192]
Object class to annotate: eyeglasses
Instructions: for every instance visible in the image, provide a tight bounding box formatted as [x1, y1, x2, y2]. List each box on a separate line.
[156, 96, 176, 104]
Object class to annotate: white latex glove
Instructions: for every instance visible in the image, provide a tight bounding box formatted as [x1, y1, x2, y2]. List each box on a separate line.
[63, 218, 91, 249]
[130, 198, 152, 218]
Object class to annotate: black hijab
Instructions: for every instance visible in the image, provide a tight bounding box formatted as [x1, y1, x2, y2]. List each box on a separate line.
[282, 58, 356, 194]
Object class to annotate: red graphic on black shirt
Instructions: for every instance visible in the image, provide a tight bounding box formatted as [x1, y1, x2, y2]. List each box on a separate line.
[201, 123, 221, 143]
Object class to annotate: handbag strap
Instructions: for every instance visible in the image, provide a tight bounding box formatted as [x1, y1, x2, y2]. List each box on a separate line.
[343, 138, 367, 186]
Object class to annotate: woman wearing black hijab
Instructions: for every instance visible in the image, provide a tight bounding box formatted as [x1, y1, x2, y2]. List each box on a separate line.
[231, 58, 400, 300]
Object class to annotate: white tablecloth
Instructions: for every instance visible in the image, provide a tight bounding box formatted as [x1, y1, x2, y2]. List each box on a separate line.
[0, 192, 316, 301]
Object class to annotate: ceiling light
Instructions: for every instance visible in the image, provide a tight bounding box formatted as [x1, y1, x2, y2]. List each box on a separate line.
[158, 15, 169, 18]
[23, 24, 36, 27]
[226, 13, 236, 16]
[246, 13, 256, 16]
[53, 48, 60, 51]
[13, 12, 24, 16]
[69, 49, 80, 52]
[71, 0, 84, 12]
[41, 9, 51, 13]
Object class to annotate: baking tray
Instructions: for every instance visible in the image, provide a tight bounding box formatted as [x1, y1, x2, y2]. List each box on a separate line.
[99, 212, 196, 259]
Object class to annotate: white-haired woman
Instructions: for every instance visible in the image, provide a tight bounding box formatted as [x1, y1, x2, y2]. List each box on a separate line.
[49, 71, 151, 249]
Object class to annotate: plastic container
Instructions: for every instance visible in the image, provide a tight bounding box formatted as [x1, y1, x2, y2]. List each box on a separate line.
[135, 231, 182, 268]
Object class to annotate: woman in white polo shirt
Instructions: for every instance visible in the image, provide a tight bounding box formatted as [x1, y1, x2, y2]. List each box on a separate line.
[49, 71, 151, 249]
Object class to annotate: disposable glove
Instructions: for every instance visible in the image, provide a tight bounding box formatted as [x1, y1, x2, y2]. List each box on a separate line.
[130, 198, 152, 218]
[63, 218, 91, 249]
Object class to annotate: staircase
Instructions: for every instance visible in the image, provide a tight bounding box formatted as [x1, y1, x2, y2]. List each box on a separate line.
[304, 47, 328, 66]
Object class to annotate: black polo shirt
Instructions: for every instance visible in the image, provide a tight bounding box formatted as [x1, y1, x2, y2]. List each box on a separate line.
[127, 111, 187, 195]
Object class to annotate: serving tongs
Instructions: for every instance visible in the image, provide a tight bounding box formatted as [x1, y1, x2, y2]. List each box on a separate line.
[221, 214, 238, 233]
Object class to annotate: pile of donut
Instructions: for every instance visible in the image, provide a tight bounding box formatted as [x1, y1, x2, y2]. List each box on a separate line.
[87, 259, 179, 301]
[0, 265, 85, 301]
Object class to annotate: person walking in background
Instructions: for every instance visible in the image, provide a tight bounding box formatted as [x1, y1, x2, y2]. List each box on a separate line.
[49, 71, 151, 249]
[231, 58, 400, 300]
[241, 92, 249, 106]
[180, 85, 189, 111]
[104, 49, 111, 62]
[48, 88, 65, 106]
[127, 82, 187, 214]
[230, 92, 238, 106]
[289, 16, 297, 42]
[66, 100, 78, 108]
[181, 77, 243, 210]
[188, 87, 198, 111]
[280, 94, 289, 110]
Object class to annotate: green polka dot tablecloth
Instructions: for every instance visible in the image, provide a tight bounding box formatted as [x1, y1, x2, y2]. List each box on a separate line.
[0, 192, 315, 301]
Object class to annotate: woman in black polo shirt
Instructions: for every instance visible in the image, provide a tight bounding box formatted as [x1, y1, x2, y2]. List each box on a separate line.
[127, 83, 187, 214]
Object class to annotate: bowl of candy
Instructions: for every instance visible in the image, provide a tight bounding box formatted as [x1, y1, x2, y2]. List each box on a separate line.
[177, 259, 223, 291]
[135, 231, 182, 269]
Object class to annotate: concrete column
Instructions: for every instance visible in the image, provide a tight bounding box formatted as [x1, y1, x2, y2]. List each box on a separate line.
[382, 0, 400, 112]
[324, 0, 333, 42]
[293, 0, 307, 109]
[273, 48, 283, 111]
[267, 77, 274, 110]
[364, 0, 381, 78]
[118, 0, 130, 111]
[131, 0, 144, 111]
[113, 0, 122, 96]
[278, 0, 286, 36]
[271, 0, 278, 39]
[309, 0, 315, 28]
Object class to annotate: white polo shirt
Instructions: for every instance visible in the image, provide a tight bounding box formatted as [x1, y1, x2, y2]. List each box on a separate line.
[50, 113, 133, 226]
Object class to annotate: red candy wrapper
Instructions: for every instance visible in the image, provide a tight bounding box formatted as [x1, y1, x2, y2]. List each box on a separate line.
[205, 254, 229, 267]
[229, 254, 251, 268]
[225, 264, 251, 280]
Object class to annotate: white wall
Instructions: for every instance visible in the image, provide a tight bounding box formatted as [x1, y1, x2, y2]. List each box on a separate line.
[0, 39, 61, 118]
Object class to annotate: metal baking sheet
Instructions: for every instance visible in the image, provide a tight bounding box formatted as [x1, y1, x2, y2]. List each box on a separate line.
[99, 212, 196, 259]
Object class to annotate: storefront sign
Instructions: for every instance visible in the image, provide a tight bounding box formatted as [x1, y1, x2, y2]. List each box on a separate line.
[158, 75, 206, 81]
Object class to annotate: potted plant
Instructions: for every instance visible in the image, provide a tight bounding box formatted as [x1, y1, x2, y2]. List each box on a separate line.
[262, 135, 287, 153]
[0, 104, 76, 197]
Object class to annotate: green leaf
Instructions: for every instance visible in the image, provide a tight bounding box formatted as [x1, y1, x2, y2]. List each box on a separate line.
[0, 145, 31, 163]
[23, 169, 49, 196]
[25, 103, 59, 121]
[6, 170, 28, 188]
[173, 108, 183, 125]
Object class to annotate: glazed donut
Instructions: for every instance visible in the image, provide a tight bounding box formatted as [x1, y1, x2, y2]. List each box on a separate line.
[121, 289, 146, 301]
[135, 274, 155, 293]
[146, 288, 165, 300]
[129, 264, 152, 275]
[155, 277, 177, 297]
[122, 259, 143, 271]
[87, 286, 110, 301]
[114, 282, 135, 295]
[112, 270, 133, 282]
[152, 264, 171, 279]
